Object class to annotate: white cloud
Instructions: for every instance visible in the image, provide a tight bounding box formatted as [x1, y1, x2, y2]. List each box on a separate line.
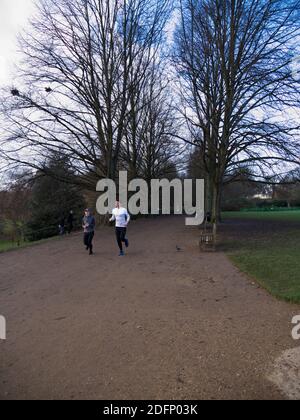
[0, 0, 35, 85]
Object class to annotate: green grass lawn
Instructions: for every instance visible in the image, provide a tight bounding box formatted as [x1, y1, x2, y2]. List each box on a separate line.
[0, 236, 60, 254]
[0, 240, 25, 253]
[223, 209, 300, 222]
[223, 211, 300, 304]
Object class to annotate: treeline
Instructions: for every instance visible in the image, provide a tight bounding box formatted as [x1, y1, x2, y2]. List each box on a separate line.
[221, 176, 300, 212]
[0, 156, 86, 243]
[189, 150, 300, 212]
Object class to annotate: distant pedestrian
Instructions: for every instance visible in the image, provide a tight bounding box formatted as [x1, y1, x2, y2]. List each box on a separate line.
[109, 201, 130, 256]
[59, 216, 65, 235]
[67, 210, 74, 234]
[82, 208, 95, 255]
[206, 211, 212, 223]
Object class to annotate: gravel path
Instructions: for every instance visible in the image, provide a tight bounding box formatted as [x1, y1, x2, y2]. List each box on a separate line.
[0, 216, 299, 400]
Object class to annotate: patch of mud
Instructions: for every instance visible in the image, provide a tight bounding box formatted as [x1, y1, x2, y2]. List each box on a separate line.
[268, 347, 300, 400]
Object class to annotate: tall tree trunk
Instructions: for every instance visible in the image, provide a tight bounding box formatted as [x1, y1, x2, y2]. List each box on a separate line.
[211, 181, 222, 237]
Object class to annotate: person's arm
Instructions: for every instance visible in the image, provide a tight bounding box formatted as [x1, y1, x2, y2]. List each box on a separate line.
[109, 211, 116, 223]
[125, 210, 131, 225]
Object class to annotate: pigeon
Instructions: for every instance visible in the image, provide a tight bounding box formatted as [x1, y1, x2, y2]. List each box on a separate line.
[176, 245, 182, 252]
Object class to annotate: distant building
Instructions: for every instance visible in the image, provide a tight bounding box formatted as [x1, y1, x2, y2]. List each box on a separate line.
[253, 193, 272, 200]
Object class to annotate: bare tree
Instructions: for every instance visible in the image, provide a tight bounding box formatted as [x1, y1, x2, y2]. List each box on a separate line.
[175, 0, 300, 233]
[121, 61, 182, 183]
[0, 0, 171, 189]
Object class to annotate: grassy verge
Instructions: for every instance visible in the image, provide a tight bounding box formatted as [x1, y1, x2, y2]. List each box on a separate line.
[0, 240, 25, 252]
[223, 212, 300, 304]
[0, 236, 60, 254]
[223, 210, 300, 222]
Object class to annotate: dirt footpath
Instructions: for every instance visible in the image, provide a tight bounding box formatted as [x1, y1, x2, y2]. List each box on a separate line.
[0, 216, 299, 400]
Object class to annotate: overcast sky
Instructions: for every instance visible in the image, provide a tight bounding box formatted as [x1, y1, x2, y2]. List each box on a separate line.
[0, 0, 35, 85]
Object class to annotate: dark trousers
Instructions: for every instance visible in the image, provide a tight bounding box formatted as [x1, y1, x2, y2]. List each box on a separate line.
[115, 227, 127, 251]
[68, 223, 73, 234]
[84, 231, 94, 252]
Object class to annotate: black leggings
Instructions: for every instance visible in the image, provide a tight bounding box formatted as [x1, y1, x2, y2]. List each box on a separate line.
[84, 231, 94, 252]
[68, 223, 73, 234]
[115, 227, 127, 251]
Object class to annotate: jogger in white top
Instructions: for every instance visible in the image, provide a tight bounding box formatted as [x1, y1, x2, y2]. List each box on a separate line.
[109, 202, 130, 256]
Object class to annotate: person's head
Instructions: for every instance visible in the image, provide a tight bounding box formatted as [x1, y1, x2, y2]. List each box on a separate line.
[84, 208, 91, 217]
[115, 201, 120, 209]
